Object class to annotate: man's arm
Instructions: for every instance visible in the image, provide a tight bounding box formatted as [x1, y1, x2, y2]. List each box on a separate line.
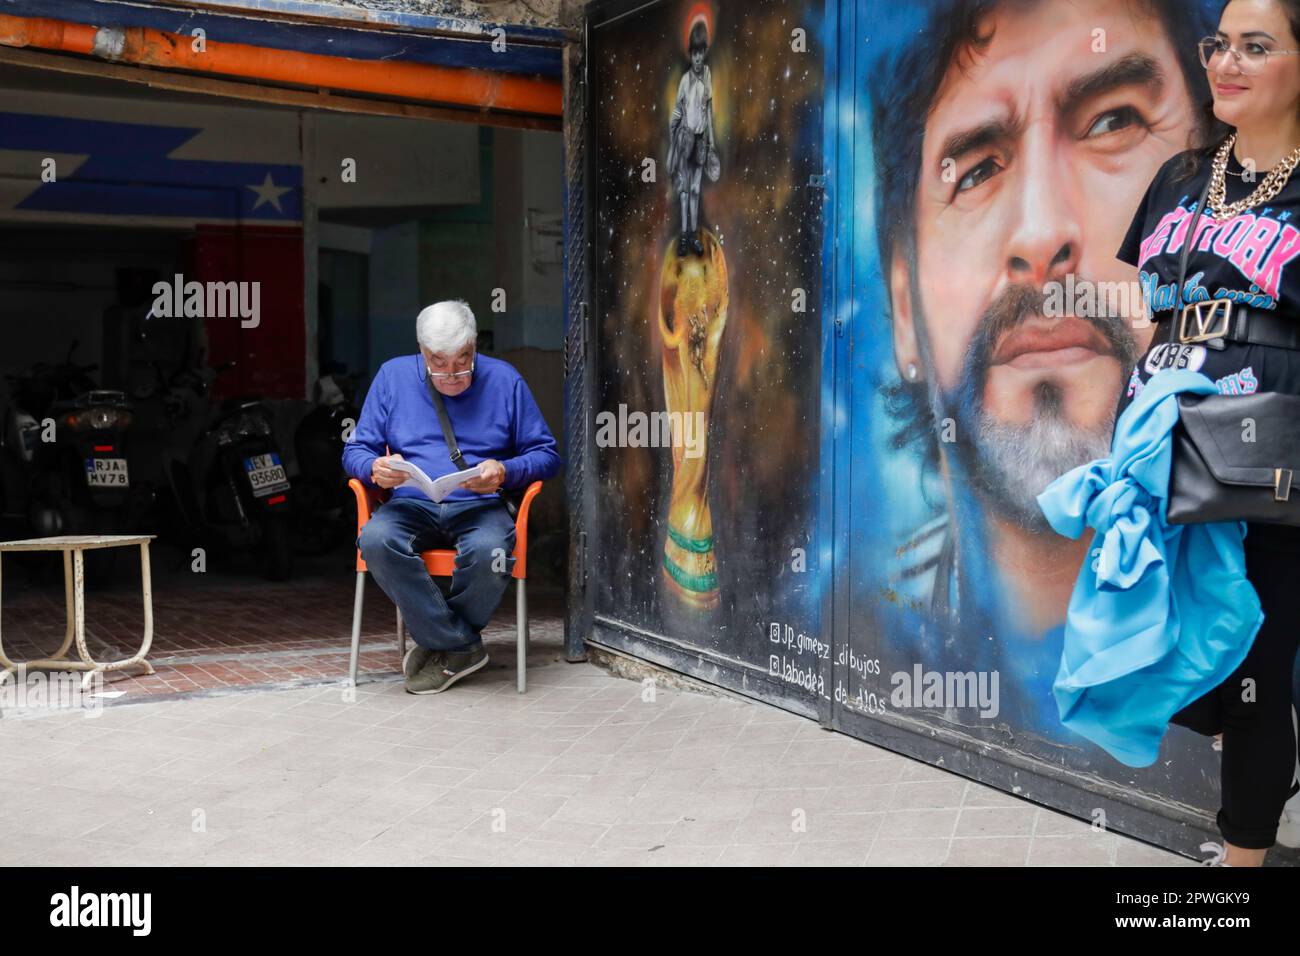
[705, 70, 716, 150]
[501, 376, 562, 489]
[671, 72, 687, 127]
[341, 367, 390, 486]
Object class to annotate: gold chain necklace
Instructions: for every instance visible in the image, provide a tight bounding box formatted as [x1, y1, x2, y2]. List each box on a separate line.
[1206, 134, 1300, 220]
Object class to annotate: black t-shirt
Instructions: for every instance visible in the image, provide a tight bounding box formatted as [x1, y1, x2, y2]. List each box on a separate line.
[1117, 147, 1300, 411]
[1118, 146, 1300, 551]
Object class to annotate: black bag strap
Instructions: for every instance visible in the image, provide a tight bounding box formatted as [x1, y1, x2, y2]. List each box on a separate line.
[425, 369, 518, 517]
[426, 371, 469, 471]
[1168, 161, 1216, 345]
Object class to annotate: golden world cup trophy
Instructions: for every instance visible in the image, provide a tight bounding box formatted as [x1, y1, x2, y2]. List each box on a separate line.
[658, 227, 729, 612]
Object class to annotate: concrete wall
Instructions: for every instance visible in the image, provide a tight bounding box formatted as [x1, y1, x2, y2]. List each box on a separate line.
[366, 221, 422, 370]
[489, 128, 563, 353]
[312, 113, 480, 211]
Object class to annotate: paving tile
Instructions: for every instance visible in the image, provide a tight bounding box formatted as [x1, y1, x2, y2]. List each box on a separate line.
[530, 819, 610, 846]
[953, 807, 1038, 839]
[714, 844, 798, 866]
[752, 788, 829, 812]
[962, 784, 1032, 809]
[788, 841, 872, 867]
[821, 784, 897, 813]
[1033, 809, 1101, 837]
[889, 780, 968, 810]
[1115, 839, 1199, 867]
[550, 795, 634, 826]
[640, 844, 726, 866]
[943, 837, 1033, 867]
[1028, 834, 1117, 866]
[867, 838, 952, 866]
[880, 809, 960, 840]
[595, 822, 674, 849]
[460, 809, 552, 838]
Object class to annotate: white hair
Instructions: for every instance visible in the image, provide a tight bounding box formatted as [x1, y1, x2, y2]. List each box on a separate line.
[416, 300, 477, 355]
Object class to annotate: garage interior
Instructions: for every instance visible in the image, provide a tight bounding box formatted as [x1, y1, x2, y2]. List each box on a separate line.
[0, 54, 569, 697]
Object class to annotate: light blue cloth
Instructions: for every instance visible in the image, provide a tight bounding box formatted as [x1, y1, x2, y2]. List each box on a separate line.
[1036, 369, 1263, 767]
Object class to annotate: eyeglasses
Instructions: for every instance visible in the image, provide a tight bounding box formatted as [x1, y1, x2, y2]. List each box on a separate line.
[1199, 36, 1300, 75]
[426, 359, 475, 381]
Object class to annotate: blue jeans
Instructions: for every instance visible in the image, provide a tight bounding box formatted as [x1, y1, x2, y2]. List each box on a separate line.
[358, 495, 516, 652]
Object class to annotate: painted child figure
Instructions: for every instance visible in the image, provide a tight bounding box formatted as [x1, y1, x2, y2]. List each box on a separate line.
[667, 19, 720, 257]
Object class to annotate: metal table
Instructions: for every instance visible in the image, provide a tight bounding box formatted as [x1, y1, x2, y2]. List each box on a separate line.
[0, 535, 156, 688]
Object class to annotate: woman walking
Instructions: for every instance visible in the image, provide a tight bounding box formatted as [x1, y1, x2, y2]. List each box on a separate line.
[1116, 0, 1300, 866]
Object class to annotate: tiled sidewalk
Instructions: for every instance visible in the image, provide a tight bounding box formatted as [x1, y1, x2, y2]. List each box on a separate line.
[0, 656, 1196, 867]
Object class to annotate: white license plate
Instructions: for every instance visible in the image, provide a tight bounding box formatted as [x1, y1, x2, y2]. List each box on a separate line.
[85, 458, 129, 487]
[244, 453, 290, 497]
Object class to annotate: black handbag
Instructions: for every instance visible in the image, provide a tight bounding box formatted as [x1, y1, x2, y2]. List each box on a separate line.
[1165, 164, 1300, 526]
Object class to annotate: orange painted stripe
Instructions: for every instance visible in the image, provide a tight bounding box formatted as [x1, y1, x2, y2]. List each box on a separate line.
[0, 14, 561, 116]
[0, 14, 96, 54]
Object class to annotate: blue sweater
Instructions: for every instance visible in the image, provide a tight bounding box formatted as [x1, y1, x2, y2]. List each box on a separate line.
[1036, 369, 1262, 767]
[342, 354, 561, 502]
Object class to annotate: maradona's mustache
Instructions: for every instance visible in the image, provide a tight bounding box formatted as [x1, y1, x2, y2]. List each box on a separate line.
[965, 282, 1138, 381]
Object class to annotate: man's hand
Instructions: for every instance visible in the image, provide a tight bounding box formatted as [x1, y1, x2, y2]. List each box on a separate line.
[372, 454, 409, 489]
[462, 459, 506, 494]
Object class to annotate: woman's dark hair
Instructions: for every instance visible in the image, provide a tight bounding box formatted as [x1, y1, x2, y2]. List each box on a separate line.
[689, 21, 709, 55]
[1178, 0, 1300, 178]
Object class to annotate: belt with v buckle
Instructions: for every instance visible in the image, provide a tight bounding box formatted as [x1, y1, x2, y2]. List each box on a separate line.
[1176, 299, 1300, 350]
[1177, 298, 1233, 345]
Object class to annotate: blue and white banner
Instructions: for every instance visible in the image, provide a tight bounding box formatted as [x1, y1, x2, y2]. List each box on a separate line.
[0, 91, 302, 226]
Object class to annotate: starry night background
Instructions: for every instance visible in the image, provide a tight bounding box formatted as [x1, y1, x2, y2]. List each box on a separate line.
[590, 0, 824, 661]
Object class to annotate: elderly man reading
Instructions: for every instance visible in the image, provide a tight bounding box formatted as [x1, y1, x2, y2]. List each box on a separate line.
[343, 300, 561, 694]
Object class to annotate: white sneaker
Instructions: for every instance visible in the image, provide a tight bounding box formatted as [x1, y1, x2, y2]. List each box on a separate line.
[1280, 787, 1300, 848]
[1278, 706, 1300, 849]
[1199, 841, 1231, 866]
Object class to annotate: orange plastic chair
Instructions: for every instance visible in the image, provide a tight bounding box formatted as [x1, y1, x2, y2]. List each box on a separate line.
[347, 479, 543, 693]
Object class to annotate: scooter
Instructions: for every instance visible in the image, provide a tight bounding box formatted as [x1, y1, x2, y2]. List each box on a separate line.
[17, 344, 150, 543]
[158, 363, 294, 581]
[32, 388, 139, 537]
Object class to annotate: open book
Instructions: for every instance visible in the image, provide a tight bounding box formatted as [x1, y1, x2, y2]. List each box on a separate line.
[388, 459, 483, 503]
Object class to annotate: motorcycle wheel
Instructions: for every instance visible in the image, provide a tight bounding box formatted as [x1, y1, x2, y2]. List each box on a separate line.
[259, 514, 293, 582]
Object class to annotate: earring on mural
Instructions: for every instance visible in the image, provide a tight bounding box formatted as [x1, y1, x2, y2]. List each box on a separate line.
[906, 363, 920, 382]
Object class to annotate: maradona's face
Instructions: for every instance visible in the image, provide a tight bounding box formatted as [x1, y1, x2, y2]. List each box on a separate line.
[892, 0, 1195, 524]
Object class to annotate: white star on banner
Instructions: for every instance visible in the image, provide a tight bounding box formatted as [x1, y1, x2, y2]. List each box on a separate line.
[247, 172, 291, 212]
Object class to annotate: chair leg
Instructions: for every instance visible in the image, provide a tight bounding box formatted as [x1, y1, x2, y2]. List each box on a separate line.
[348, 571, 366, 685]
[396, 608, 406, 657]
[516, 577, 528, 694]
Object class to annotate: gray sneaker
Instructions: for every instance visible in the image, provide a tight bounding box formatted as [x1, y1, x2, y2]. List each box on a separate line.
[403, 644, 435, 679]
[405, 644, 489, 695]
